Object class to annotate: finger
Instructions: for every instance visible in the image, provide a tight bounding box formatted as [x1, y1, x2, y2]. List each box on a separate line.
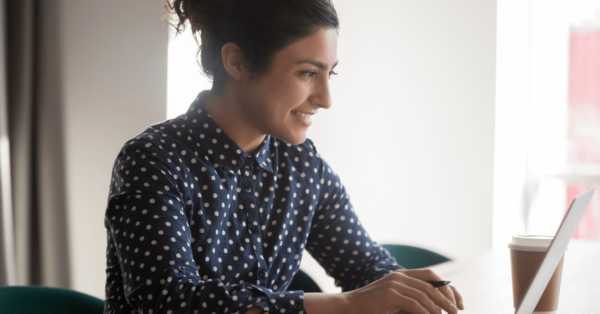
[394, 269, 457, 311]
[439, 285, 456, 307]
[401, 268, 457, 307]
[449, 285, 464, 310]
[392, 281, 439, 314]
[389, 288, 431, 314]
[398, 268, 442, 281]
[448, 286, 457, 305]
[393, 273, 458, 314]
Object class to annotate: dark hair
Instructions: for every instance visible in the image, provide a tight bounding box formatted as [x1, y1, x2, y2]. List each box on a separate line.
[164, 0, 340, 94]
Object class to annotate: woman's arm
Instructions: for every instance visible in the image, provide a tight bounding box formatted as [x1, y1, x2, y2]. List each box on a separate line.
[303, 293, 353, 314]
[246, 293, 351, 314]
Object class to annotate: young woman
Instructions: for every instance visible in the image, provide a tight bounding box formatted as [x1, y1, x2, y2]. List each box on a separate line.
[102, 1, 464, 313]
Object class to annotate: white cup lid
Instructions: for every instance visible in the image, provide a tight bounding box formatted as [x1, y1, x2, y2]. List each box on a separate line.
[507, 235, 567, 252]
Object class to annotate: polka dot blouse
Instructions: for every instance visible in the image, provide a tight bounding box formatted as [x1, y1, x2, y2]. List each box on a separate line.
[103, 90, 406, 314]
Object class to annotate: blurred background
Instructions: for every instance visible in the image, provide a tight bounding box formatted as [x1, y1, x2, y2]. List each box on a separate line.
[0, 0, 598, 299]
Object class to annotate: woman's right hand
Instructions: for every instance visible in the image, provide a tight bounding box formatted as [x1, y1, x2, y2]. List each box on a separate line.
[343, 269, 461, 314]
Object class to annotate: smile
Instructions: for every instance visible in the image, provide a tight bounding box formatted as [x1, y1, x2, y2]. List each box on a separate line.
[291, 110, 312, 120]
[291, 110, 313, 126]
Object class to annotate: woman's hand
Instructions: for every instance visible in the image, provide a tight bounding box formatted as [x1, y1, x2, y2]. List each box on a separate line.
[343, 268, 464, 314]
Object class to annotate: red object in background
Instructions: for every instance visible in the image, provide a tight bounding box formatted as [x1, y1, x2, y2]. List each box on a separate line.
[567, 29, 600, 240]
[566, 184, 600, 240]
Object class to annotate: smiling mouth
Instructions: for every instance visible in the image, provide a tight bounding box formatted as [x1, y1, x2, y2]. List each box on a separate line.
[291, 110, 312, 121]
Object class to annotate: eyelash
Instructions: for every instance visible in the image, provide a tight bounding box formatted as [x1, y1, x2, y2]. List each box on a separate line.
[303, 70, 338, 79]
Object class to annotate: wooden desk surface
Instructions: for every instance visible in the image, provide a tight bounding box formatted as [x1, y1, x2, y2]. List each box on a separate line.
[428, 240, 600, 314]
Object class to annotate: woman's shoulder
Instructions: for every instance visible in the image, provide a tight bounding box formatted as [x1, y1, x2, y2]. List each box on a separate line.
[111, 124, 179, 167]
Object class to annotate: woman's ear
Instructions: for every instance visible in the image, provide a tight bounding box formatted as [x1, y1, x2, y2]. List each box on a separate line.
[221, 42, 247, 82]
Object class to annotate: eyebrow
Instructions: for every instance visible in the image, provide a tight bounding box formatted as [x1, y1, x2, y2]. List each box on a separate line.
[295, 59, 339, 71]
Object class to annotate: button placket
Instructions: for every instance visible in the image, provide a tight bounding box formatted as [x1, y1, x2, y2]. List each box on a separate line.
[242, 155, 268, 282]
[244, 181, 253, 192]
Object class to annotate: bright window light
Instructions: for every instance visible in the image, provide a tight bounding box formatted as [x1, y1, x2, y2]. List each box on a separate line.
[167, 25, 213, 119]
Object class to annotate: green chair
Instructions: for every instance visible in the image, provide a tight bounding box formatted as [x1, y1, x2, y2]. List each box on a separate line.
[286, 245, 450, 292]
[0, 285, 104, 314]
[381, 244, 451, 269]
[286, 269, 322, 293]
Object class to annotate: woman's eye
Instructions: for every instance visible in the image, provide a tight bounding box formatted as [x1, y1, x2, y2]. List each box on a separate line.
[303, 71, 317, 79]
[303, 71, 339, 79]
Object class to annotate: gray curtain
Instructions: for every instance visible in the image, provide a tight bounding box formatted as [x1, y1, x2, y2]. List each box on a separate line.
[2, 0, 71, 288]
[0, 0, 16, 287]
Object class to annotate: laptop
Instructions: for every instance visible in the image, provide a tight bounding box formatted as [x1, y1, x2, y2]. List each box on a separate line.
[515, 187, 595, 314]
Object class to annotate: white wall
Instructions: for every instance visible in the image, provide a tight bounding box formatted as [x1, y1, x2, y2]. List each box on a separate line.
[300, 0, 497, 292]
[492, 0, 529, 251]
[57, 0, 168, 298]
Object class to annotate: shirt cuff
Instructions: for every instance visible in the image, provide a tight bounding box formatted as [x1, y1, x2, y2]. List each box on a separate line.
[263, 290, 306, 313]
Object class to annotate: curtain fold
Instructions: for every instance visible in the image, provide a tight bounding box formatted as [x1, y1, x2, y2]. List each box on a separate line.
[5, 0, 71, 288]
[0, 0, 16, 286]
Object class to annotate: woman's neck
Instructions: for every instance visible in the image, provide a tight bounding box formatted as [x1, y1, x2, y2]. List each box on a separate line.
[203, 89, 267, 155]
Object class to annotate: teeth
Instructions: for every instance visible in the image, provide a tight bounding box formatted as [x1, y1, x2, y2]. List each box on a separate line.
[292, 110, 312, 121]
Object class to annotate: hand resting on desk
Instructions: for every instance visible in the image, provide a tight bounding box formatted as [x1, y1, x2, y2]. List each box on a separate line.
[345, 268, 463, 314]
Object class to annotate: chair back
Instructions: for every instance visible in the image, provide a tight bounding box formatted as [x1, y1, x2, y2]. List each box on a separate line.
[286, 269, 322, 293]
[285, 245, 450, 293]
[0, 285, 104, 314]
[382, 244, 451, 269]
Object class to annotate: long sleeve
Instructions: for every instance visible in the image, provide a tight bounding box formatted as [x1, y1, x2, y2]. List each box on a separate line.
[104, 136, 303, 314]
[304, 139, 406, 293]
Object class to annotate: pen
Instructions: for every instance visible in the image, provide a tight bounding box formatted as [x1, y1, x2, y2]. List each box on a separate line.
[427, 280, 451, 288]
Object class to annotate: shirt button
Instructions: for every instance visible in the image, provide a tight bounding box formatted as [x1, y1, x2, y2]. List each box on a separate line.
[251, 225, 259, 233]
[178, 266, 185, 272]
[244, 181, 252, 191]
[293, 304, 302, 311]
[274, 304, 281, 310]
[259, 270, 267, 278]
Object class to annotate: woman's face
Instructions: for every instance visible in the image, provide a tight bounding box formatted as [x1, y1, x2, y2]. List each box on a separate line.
[237, 27, 338, 144]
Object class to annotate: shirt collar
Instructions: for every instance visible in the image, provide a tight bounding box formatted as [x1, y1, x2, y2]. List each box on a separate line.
[185, 90, 276, 175]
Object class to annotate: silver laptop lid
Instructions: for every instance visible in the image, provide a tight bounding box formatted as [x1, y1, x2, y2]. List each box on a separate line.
[515, 187, 595, 314]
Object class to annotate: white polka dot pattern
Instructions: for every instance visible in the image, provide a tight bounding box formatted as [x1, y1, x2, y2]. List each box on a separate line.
[103, 90, 405, 314]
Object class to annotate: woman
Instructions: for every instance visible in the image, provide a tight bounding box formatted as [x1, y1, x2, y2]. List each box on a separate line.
[103, 0, 464, 313]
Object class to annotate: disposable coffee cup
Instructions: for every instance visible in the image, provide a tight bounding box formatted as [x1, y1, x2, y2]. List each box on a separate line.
[507, 235, 566, 314]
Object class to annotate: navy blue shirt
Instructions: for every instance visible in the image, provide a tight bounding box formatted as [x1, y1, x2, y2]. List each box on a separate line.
[103, 90, 405, 314]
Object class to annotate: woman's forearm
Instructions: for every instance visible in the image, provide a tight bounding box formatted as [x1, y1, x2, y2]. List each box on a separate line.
[245, 292, 351, 314]
[304, 292, 352, 314]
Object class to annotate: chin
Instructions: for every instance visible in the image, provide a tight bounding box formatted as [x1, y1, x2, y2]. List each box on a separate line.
[277, 132, 306, 145]
[283, 137, 306, 145]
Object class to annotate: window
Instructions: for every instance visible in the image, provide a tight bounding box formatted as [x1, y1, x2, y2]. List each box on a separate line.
[495, 1, 600, 248]
[167, 23, 212, 120]
[525, 2, 600, 240]
[564, 15, 600, 239]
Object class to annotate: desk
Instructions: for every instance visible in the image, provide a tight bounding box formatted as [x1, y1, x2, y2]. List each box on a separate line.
[428, 240, 600, 313]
